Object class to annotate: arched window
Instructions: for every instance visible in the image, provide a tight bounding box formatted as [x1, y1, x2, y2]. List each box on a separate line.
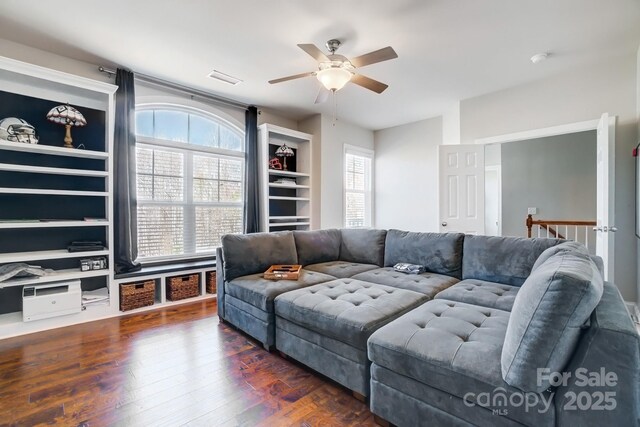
[134, 105, 244, 261]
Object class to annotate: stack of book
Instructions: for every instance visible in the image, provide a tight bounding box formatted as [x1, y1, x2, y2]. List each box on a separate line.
[82, 288, 109, 307]
[68, 241, 105, 252]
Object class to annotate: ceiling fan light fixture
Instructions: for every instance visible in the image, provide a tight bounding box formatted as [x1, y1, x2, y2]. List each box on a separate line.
[316, 67, 352, 91]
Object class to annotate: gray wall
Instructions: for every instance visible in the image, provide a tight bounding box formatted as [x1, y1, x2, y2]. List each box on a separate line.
[500, 131, 596, 238]
[460, 51, 638, 302]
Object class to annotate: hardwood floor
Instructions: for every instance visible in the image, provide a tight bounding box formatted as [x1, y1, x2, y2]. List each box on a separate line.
[0, 300, 377, 426]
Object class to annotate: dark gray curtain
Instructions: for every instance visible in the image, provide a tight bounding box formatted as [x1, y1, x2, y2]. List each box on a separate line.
[114, 69, 141, 273]
[244, 106, 260, 233]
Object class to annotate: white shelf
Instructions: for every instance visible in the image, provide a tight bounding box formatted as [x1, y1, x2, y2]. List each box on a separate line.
[0, 187, 108, 197]
[269, 222, 311, 227]
[0, 249, 108, 264]
[0, 268, 109, 288]
[269, 216, 310, 220]
[269, 196, 310, 201]
[0, 303, 113, 338]
[0, 140, 108, 159]
[268, 170, 310, 178]
[0, 220, 108, 229]
[0, 55, 116, 341]
[0, 163, 108, 177]
[269, 183, 310, 189]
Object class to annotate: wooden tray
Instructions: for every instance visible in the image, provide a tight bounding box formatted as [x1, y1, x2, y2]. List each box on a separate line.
[264, 264, 302, 280]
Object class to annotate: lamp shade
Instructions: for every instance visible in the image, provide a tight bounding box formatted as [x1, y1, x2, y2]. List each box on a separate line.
[46, 104, 87, 127]
[316, 67, 352, 91]
[275, 144, 294, 157]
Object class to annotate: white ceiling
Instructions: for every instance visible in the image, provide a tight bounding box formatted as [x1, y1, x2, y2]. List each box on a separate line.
[0, 0, 638, 130]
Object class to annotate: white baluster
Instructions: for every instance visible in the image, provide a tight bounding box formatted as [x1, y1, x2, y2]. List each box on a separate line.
[585, 226, 588, 250]
[546, 226, 550, 238]
[537, 226, 541, 238]
[575, 226, 578, 243]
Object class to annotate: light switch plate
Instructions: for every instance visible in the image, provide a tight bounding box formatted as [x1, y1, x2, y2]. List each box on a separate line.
[528, 207, 537, 215]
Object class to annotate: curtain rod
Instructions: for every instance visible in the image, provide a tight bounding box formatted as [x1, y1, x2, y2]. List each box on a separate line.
[98, 66, 249, 111]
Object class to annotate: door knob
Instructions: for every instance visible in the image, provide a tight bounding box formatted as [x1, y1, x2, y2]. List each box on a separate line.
[609, 226, 618, 232]
[441, 222, 448, 227]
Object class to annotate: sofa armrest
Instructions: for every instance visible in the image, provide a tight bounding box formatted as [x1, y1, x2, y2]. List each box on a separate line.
[554, 282, 639, 426]
[216, 247, 226, 320]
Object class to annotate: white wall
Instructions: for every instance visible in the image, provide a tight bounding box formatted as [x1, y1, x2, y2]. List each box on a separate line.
[298, 114, 322, 229]
[318, 116, 374, 229]
[460, 52, 639, 302]
[0, 38, 108, 82]
[258, 109, 298, 130]
[374, 116, 443, 231]
[442, 102, 461, 145]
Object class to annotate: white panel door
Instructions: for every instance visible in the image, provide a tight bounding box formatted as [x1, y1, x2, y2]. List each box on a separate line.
[438, 145, 485, 234]
[595, 113, 616, 281]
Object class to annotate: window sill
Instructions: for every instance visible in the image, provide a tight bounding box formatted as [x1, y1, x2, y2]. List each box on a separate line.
[115, 259, 216, 280]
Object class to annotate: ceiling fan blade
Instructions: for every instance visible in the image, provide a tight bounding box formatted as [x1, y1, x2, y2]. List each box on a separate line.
[350, 46, 398, 68]
[314, 87, 331, 104]
[297, 44, 330, 62]
[351, 74, 389, 94]
[269, 71, 316, 84]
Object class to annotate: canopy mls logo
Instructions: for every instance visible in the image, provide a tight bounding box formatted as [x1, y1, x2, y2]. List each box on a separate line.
[463, 367, 618, 415]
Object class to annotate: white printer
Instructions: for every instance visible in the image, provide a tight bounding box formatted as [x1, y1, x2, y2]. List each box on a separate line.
[22, 280, 82, 322]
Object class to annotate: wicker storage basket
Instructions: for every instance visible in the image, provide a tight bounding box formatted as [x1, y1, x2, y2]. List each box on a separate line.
[120, 280, 155, 311]
[167, 274, 200, 301]
[206, 271, 217, 294]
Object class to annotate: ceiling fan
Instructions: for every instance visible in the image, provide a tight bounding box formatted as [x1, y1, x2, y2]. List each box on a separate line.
[269, 39, 398, 103]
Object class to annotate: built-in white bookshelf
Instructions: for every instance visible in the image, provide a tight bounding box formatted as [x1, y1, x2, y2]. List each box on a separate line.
[258, 123, 314, 232]
[0, 55, 117, 339]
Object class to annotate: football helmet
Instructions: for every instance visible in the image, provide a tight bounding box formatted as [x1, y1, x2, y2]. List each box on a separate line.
[0, 117, 39, 144]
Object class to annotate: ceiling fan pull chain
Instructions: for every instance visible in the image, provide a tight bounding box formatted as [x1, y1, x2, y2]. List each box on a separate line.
[332, 89, 337, 126]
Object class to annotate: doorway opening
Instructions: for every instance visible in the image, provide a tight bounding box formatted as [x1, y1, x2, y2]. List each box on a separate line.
[483, 130, 597, 253]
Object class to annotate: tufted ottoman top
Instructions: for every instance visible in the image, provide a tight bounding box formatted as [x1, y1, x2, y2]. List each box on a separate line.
[352, 267, 459, 296]
[275, 279, 429, 349]
[434, 278, 519, 311]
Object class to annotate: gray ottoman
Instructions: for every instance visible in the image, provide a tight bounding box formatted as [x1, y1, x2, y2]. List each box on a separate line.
[274, 278, 430, 398]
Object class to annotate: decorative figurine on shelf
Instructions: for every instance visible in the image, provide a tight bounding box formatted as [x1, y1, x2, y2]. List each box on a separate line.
[0, 117, 39, 144]
[46, 104, 87, 148]
[275, 143, 294, 171]
[269, 157, 283, 170]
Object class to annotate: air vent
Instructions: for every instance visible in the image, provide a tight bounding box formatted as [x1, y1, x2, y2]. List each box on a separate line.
[207, 70, 243, 85]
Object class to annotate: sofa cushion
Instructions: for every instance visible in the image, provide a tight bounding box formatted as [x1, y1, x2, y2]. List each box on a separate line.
[305, 260, 379, 279]
[368, 299, 553, 421]
[225, 269, 335, 313]
[462, 235, 562, 286]
[339, 228, 387, 266]
[531, 240, 589, 271]
[501, 251, 604, 392]
[293, 229, 341, 266]
[275, 279, 429, 349]
[221, 231, 298, 282]
[352, 267, 458, 297]
[384, 230, 464, 278]
[434, 279, 519, 312]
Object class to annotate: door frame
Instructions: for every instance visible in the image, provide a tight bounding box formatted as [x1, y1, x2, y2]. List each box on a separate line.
[484, 164, 502, 236]
[473, 116, 616, 279]
[473, 119, 602, 146]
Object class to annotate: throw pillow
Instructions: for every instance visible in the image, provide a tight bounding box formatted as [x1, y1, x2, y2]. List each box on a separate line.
[531, 241, 589, 271]
[501, 251, 603, 392]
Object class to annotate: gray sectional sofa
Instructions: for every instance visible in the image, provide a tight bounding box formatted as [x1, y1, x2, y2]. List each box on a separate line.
[216, 228, 639, 427]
